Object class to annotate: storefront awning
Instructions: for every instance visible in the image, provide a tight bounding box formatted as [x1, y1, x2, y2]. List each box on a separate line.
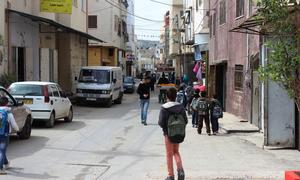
[8, 9, 105, 42]
[230, 15, 264, 35]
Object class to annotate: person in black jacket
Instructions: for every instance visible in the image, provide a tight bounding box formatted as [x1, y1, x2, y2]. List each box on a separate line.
[159, 88, 188, 180]
[137, 76, 151, 125]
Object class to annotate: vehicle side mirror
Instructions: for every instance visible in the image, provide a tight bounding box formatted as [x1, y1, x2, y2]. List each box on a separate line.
[113, 79, 117, 84]
[17, 100, 24, 106]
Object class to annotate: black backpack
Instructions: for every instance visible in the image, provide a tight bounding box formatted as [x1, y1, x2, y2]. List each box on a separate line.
[197, 99, 209, 115]
[167, 113, 186, 143]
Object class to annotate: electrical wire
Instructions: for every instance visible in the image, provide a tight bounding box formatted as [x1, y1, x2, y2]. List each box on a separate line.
[104, 0, 163, 23]
[149, 0, 214, 11]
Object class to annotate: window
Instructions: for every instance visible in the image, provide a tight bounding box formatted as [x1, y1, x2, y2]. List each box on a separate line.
[213, 13, 216, 36]
[108, 48, 114, 56]
[234, 65, 244, 91]
[73, 0, 78, 7]
[196, 0, 202, 11]
[88, 15, 97, 28]
[236, 0, 245, 17]
[114, 15, 119, 32]
[219, 0, 226, 25]
[50, 85, 60, 97]
[81, 0, 86, 12]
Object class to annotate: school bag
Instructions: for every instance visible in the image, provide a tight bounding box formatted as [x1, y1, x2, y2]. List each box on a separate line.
[191, 98, 199, 111]
[167, 112, 186, 143]
[0, 109, 9, 138]
[197, 99, 209, 115]
[176, 91, 185, 104]
[212, 102, 223, 118]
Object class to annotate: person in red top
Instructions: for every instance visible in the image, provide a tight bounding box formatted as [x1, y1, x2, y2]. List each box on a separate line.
[193, 81, 206, 92]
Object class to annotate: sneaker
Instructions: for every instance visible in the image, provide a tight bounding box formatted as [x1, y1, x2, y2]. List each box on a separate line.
[178, 169, 185, 180]
[208, 133, 211, 136]
[0, 169, 7, 175]
[143, 122, 147, 126]
[4, 162, 9, 170]
[213, 132, 217, 135]
[165, 176, 175, 180]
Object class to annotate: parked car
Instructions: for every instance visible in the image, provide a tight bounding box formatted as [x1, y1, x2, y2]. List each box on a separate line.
[123, 76, 135, 93]
[8, 82, 73, 128]
[76, 66, 123, 107]
[0, 86, 32, 139]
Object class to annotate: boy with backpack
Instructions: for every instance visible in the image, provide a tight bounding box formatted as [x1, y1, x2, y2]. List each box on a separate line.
[0, 96, 19, 174]
[210, 95, 223, 135]
[190, 89, 200, 128]
[176, 85, 187, 108]
[159, 87, 188, 180]
[197, 91, 211, 135]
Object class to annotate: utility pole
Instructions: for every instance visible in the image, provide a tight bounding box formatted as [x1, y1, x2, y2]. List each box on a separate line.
[176, 14, 183, 78]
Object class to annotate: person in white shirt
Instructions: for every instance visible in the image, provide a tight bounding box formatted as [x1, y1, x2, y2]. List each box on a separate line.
[0, 96, 19, 175]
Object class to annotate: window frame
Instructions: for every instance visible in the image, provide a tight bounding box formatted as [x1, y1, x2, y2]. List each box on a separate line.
[73, 0, 78, 7]
[219, 0, 226, 25]
[236, 0, 245, 18]
[88, 15, 97, 29]
[234, 65, 244, 91]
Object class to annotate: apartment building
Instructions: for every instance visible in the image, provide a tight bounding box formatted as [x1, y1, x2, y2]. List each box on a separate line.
[88, 0, 128, 69]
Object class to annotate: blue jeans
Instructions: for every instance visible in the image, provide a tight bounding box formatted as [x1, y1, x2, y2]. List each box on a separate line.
[140, 99, 150, 123]
[211, 117, 219, 133]
[192, 111, 198, 126]
[0, 137, 8, 170]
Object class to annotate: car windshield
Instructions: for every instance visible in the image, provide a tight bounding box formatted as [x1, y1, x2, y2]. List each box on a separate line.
[9, 84, 44, 96]
[79, 69, 110, 84]
[124, 77, 133, 83]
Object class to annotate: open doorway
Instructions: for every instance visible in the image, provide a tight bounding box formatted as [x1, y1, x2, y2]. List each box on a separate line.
[13, 47, 26, 81]
[215, 63, 227, 111]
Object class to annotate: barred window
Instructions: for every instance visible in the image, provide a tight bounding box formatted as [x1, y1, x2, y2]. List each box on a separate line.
[236, 0, 245, 17]
[219, 0, 226, 25]
[234, 65, 244, 91]
[88, 15, 97, 28]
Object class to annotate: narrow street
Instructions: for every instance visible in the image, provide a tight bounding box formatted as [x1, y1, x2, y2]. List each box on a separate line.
[0, 93, 298, 180]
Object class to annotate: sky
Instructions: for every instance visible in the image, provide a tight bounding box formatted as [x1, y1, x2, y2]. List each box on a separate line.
[134, 0, 171, 41]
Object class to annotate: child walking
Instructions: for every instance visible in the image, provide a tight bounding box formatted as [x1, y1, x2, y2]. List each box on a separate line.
[190, 89, 200, 128]
[159, 88, 188, 180]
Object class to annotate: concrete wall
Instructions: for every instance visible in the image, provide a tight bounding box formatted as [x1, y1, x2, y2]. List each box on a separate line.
[169, 2, 183, 56]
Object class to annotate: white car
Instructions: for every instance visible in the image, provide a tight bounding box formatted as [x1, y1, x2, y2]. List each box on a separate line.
[8, 82, 73, 128]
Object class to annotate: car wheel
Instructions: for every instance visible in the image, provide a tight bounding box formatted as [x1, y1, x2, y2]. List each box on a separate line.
[46, 112, 55, 128]
[64, 107, 73, 122]
[106, 97, 113, 108]
[115, 94, 123, 104]
[18, 116, 32, 140]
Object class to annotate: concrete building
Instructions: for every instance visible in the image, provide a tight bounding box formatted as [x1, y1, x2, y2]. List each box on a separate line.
[209, 0, 298, 149]
[136, 40, 159, 75]
[0, 1, 6, 75]
[169, 0, 183, 77]
[1, 0, 102, 93]
[159, 11, 171, 66]
[88, 0, 128, 70]
[182, 0, 210, 83]
[125, 0, 137, 77]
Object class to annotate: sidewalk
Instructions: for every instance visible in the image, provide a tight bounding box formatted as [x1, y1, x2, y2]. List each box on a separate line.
[219, 112, 260, 133]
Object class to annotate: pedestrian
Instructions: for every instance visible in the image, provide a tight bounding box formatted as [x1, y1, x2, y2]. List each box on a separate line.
[197, 91, 211, 135]
[158, 73, 170, 85]
[210, 95, 223, 135]
[185, 82, 194, 115]
[0, 96, 19, 175]
[137, 76, 151, 126]
[158, 87, 188, 180]
[150, 74, 156, 92]
[190, 89, 200, 128]
[176, 85, 187, 108]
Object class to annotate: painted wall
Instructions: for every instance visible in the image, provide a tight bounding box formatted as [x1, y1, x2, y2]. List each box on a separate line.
[88, 47, 101, 66]
[88, 0, 125, 49]
[169, 2, 183, 56]
[209, 0, 258, 120]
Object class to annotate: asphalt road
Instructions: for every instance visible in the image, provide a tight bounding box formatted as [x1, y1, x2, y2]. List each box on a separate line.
[1, 92, 300, 180]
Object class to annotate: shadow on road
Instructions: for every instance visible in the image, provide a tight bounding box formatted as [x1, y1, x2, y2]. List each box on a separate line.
[7, 135, 49, 161]
[32, 120, 86, 131]
[7, 168, 58, 180]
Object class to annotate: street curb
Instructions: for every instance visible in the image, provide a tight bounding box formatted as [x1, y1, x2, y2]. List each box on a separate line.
[220, 126, 260, 134]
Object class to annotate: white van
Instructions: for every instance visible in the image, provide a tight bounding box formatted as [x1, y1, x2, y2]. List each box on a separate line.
[76, 66, 123, 107]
